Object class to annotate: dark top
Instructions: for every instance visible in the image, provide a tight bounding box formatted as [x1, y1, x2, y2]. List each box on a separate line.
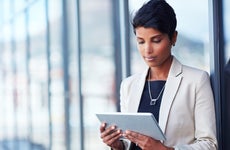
[132, 80, 166, 150]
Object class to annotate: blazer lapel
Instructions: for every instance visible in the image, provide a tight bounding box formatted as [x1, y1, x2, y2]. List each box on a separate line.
[159, 57, 182, 134]
[128, 68, 149, 112]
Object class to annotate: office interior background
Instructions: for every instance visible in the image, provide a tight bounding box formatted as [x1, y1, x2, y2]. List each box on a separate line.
[0, 0, 229, 150]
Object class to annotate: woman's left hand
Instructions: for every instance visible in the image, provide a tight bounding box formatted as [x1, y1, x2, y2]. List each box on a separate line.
[123, 130, 174, 150]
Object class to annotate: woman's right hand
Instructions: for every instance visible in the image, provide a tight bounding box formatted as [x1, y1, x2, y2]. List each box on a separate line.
[100, 123, 124, 150]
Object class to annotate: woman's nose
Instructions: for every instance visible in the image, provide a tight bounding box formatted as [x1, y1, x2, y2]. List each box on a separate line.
[145, 43, 153, 53]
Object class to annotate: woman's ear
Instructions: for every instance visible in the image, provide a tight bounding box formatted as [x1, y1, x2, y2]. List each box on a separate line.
[172, 31, 178, 46]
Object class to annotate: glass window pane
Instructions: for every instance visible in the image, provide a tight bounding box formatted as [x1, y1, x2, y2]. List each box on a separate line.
[0, 26, 4, 141]
[81, 0, 116, 149]
[129, 0, 148, 74]
[48, 0, 65, 149]
[223, 0, 230, 62]
[2, 0, 11, 23]
[168, 0, 210, 71]
[65, 0, 81, 149]
[1, 23, 15, 141]
[14, 0, 26, 13]
[14, 13, 30, 142]
[28, 0, 49, 148]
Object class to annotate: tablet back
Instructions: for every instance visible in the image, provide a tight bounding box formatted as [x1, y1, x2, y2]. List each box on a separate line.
[96, 112, 166, 141]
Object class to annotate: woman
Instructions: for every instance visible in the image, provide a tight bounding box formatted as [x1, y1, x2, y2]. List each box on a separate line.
[100, 0, 217, 149]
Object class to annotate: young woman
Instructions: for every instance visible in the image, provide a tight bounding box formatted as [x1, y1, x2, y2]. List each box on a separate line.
[100, 0, 217, 149]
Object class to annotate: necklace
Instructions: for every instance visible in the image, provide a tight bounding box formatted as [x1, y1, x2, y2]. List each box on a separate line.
[148, 71, 165, 105]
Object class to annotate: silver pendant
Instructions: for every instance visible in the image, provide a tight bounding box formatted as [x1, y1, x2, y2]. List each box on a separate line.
[150, 99, 157, 105]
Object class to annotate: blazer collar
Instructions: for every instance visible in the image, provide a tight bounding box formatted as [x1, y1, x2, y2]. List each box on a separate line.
[159, 57, 182, 134]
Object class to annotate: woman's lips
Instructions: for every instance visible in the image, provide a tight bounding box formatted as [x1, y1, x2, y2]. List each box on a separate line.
[145, 56, 156, 61]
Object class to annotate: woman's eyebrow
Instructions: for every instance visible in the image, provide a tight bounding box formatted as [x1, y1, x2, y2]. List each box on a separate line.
[136, 34, 163, 40]
[136, 37, 143, 40]
[151, 34, 163, 39]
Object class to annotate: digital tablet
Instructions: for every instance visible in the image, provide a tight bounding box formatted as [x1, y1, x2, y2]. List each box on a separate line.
[96, 112, 166, 141]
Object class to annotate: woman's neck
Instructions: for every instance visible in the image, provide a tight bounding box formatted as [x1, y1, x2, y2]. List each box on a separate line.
[149, 56, 173, 81]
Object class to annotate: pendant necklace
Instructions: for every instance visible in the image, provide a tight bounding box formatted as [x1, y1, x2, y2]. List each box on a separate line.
[148, 70, 165, 105]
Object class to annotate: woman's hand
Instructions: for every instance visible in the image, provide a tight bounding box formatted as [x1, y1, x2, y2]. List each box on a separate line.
[123, 130, 174, 150]
[100, 123, 124, 150]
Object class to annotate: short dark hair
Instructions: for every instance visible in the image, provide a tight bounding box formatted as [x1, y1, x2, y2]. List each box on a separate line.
[132, 0, 177, 40]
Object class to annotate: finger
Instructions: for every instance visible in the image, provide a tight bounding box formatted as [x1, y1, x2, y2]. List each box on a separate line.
[124, 130, 141, 139]
[123, 130, 143, 146]
[103, 129, 122, 145]
[100, 125, 116, 138]
[100, 122, 106, 133]
[103, 129, 122, 141]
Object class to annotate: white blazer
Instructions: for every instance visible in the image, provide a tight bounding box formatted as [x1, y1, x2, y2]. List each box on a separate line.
[120, 57, 217, 150]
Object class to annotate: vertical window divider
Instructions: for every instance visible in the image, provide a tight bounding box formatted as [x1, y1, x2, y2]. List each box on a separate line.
[75, 0, 84, 149]
[61, 0, 71, 149]
[45, 0, 52, 149]
[112, 0, 131, 111]
[209, 0, 224, 149]
[25, 5, 33, 150]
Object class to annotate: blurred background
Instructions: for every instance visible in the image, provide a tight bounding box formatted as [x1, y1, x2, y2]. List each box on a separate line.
[0, 0, 229, 150]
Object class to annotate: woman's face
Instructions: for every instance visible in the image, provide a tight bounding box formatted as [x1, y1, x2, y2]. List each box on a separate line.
[135, 27, 176, 68]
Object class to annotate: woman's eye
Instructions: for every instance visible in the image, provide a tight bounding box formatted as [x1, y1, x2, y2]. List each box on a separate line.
[138, 41, 144, 44]
[152, 39, 161, 43]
